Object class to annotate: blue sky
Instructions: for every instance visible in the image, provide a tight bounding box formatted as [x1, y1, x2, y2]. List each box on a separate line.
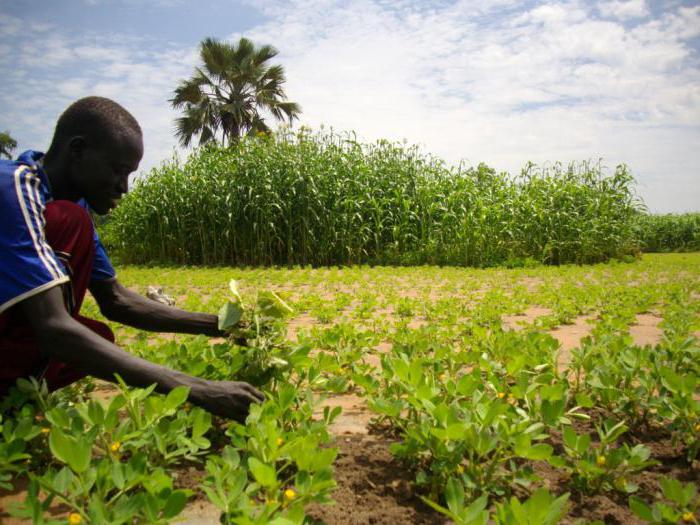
[1, 0, 698, 212]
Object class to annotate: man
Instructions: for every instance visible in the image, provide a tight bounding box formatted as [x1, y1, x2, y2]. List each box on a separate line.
[0, 96, 264, 420]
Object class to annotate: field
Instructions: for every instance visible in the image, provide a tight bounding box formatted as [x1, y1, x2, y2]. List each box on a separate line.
[1, 253, 699, 524]
[104, 132, 644, 268]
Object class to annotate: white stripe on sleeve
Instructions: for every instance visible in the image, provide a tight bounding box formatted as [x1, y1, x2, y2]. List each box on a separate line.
[26, 172, 64, 278]
[13, 165, 62, 280]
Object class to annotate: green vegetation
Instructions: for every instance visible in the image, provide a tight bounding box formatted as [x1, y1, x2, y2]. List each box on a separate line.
[634, 212, 700, 253]
[106, 129, 643, 267]
[171, 37, 301, 147]
[0, 130, 17, 159]
[2, 253, 698, 523]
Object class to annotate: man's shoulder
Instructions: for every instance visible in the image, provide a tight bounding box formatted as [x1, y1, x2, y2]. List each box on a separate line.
[0, 158, 27, 196]
[0, 151, 50, 208]
[0, 157, 23, 176]
[0, 151, 42, 179]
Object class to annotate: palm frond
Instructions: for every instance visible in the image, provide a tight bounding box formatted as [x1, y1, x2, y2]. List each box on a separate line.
[172, 36, 301, 149]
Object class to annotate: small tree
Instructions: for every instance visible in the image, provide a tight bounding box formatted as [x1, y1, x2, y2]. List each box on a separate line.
[171, 37, 301, 147]
[0, 131, 17, 159]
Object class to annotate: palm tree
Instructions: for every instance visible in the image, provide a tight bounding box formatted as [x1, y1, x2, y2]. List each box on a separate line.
[0, 131, 17, 159]
[171, 37, 301, 147]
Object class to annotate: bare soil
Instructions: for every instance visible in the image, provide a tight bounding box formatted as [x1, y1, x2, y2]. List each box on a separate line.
[305, 435, 447, 525]
[629, 314, 663, 347]
[550, 314, 597, 370]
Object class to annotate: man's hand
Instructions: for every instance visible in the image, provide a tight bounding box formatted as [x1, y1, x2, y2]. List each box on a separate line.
[190, 380, 265, 422]
[21, 286, 263, 422]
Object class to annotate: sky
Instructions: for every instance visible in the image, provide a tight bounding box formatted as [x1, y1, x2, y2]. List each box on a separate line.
[0, 0, 698, 213]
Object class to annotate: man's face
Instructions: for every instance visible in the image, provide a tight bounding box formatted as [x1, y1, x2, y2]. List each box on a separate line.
[70, 130, 144, 215]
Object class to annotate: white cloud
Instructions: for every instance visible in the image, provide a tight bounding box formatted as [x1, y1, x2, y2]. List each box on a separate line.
[0, 0, 698, 213]
[0, 13, 22, 36]
[598, 0, 649, 20]
[0, 31, 196, 179]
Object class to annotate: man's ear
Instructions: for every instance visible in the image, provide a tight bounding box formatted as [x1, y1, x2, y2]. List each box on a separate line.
[67, 136, 87, 162]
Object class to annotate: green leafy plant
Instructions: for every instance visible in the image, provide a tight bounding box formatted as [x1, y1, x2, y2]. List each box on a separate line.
[629, 477, 699, 524]
[206, 385, 339, 524]
[494, 488, 570, 525]
[550, 420, 655, 494]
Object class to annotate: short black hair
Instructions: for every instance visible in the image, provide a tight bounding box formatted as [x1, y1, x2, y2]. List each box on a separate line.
[48, 96, 142, 151]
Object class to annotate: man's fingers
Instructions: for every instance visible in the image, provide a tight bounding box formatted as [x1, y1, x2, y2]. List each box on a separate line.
[231, 381, 265, 403]
[247, 385, 265, 402]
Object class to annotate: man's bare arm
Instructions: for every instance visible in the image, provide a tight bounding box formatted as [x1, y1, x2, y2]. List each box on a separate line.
[90, 278, 222, 336]
[20, 286, 263, 419]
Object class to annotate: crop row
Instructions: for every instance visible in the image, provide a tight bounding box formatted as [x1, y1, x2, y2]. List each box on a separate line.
[104, 128, 643, 267]
[634, 213, 700, 253]
[2, 257, 699, 523]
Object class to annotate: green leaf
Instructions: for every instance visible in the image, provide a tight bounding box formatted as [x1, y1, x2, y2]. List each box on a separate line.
[112, 462, 125, 490]
[268, 518, 296, 525]
[248, 457, 277, 487]
[228, 279, 243, 304]
[462, 494, 489, 523]
[257, 291, 293, 319]
[86, 401, 105, 425]
[659, 477, 682, 503]
[191, 409, 212, 438]
[574, 392, 594, 408]
[682, 482, 697, 507]
[628, 496, 653, 521]
[164, 386, 190, 411]
[52, 467, 74, 493]
[659, 367, 683, 393]
[543, 491, 570, 525]
[201, 486, 225, 511]
[48, 428, 91, 473]
[444, 477, 465, 516]
[162, 490, 188, 519]
[446, 423, 467, 440]
[419, 495, 458, 522]
[218, 301, 243, 331]
[522, 443, 553, 461]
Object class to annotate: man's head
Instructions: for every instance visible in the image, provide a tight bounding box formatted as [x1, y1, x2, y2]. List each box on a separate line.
[46, 96, 144, 215]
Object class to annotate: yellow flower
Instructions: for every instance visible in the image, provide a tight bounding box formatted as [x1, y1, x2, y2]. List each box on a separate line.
[283, 488, 296, 502]
[596, 455, 606, 467]
[497, 392, 505, 399]
[439, 374, 446, 382]
[682, 512, 696, 523]
[456, 465, 464, 474]
[110, 441, 121, 453]
[41, 427, 50, 434]
[614, 477, 627, 491]
[68, 513, 82, 525]
[276, 437, 284, 447]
